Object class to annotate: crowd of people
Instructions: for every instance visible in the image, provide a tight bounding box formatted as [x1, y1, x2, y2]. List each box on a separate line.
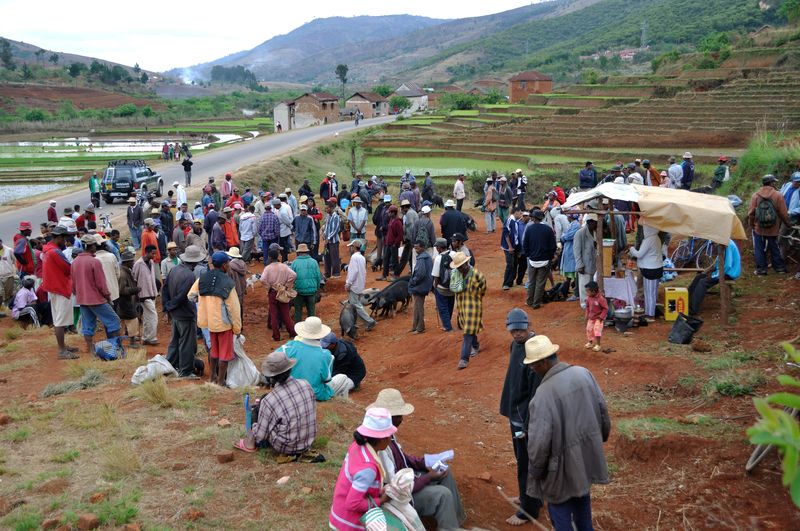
[1, 151, 798, 529]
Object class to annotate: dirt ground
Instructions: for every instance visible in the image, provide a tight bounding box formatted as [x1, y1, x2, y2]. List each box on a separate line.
[1, 207, 799, 529]
[0, 84, 164, 112]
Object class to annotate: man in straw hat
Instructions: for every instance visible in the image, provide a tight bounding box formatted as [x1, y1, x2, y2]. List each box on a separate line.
[235, 350, 317, 454]
[163, 245, 206, 378]
[500, 309, 542, 525]
[290, 243, 322, 323]
[276, 316, 336, 401]
[189, 251, 242, 385]
[116, 247, 140, 348]
[369, 388, 466, 530]
[451, 251, 486, 370]
[523, 335, 610, 531]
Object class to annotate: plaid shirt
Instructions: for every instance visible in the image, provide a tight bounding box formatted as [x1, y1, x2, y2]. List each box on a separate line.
[252, 377, 316, 455]
[455, 267, 486, 335]
[257, 211, 281, 241]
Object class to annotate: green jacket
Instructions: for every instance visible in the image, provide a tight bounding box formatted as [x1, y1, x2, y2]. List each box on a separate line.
[290, 255, 321, 295]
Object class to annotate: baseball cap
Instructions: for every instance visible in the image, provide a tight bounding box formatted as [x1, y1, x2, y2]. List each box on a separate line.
[211, 251, 231, 266]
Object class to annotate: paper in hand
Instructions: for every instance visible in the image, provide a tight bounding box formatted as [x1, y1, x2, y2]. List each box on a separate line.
[424, 449, 455, 469]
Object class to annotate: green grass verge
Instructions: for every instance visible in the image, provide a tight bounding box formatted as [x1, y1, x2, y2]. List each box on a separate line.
[616, 415, 732, 440]
[363, 156, 521, 176]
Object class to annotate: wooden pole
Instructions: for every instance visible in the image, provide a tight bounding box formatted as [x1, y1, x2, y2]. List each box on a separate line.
[719, 244, 730, 325]
[595, 201, 605, 293]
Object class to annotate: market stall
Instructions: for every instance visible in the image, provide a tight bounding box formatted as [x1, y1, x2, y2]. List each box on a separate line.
[563, 183, 747, 323]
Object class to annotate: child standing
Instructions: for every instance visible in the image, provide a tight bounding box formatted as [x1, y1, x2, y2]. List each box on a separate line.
[584, 281, 607, 352]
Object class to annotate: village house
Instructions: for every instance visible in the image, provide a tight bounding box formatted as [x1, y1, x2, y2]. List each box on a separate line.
[508, 70, 552, 103]
[470, 78, 507, 96]
[273, 92, 340, 132]
[392, 82, 428, 112]
[345, 91, 389, 119]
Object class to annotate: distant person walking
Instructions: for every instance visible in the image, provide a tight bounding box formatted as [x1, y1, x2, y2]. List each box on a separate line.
[180, 157, 193, 186]
[453, 174, 466, 211]
[89, 172, 101, 208]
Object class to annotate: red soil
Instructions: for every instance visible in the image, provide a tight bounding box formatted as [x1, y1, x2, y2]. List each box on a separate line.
[0, 83, 164, 112]
[2, 207, 799, 528]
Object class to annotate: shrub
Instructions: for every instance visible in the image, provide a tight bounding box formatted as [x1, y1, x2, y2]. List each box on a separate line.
[23, 108, 48, 121]
[41, 369, 104, 397]
[51, 449, 80, 463]
[101, 443, 141, 479]
[748, 342, 800, 508]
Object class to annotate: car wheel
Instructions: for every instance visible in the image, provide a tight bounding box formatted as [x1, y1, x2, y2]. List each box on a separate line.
[103, 196, 113, 205]
[156, 180, 163, 197]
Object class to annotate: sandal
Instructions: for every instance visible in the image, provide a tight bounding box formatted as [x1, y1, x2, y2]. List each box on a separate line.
[584, 342, 593, 349]
[233, 439, 256, 453]
[592, 345, 602, 352]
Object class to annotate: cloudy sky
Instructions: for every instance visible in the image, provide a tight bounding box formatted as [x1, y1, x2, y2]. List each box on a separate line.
[1, 0, 537, 71]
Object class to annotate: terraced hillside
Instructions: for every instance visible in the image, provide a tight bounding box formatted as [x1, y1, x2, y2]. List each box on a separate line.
[363, 71, 800, 180]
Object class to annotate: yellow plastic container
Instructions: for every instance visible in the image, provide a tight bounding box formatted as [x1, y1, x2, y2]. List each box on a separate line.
[664, 287, 689, 321]
[602, 239, 614, 278]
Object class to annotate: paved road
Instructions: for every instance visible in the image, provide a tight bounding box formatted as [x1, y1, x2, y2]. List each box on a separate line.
[0, 116, 394, 239]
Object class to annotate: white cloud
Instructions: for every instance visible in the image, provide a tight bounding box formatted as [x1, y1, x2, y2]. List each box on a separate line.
[0, 0, 537, 70]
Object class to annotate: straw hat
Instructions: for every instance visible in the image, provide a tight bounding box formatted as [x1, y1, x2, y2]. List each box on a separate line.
[260, 351, 297, 377]
[356, 408, 398, 439]
[166, 241, 178, 250]
[368, 388, 415, 416]
[444, 199, 455, 208]
[584, 213, 598, 222]
[296, 243, 310, 253]
[127, 197, 136, 204]
[299, 195, 308, 203]
[226, 247, 243, 259]
[294, 316, 331, 340]
[449, 251, 469, 269]
[522, 335, 559, 364]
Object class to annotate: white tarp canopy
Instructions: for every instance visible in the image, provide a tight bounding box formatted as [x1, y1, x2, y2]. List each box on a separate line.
[563, 183, 746, 245]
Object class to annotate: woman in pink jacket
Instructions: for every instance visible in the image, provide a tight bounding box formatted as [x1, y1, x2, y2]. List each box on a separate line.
[329, 408, 396, 530]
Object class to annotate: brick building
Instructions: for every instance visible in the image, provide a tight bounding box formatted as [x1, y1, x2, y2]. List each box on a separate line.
[345, 92, 388, 119]
[274, 92, 340, 131]
[508, 70, 552, 103]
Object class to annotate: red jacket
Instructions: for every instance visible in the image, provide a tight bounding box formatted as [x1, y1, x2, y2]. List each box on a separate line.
[71, 252, 110, 306]
[13, 234, 35, 275]
[553, 186, 566, 205]
[41, 241, 72, 298]
[47, 206, 58, 223]
[585, 293, 608, 321]
[386, 218, 404, 246]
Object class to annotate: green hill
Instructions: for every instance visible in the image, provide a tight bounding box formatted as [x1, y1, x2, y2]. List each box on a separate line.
[406, 0, 784, 82]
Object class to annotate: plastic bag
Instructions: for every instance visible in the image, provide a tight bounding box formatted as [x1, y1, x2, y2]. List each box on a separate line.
[131, 354, 178, 385]
[226, 335, 262, 388]
[668, 313, 704, 344]
[95, 336, 126, 361]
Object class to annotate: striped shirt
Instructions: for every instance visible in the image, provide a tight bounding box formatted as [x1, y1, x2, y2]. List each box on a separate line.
[324, 213, 341, 243]
[252, 377, 316, 455]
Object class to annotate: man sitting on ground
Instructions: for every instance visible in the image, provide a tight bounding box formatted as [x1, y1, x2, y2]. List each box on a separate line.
[276, 316, 337, 401]
[319, 332, 366, 398]
[235, 351, 317, 456]
[688, 240, 741, 316]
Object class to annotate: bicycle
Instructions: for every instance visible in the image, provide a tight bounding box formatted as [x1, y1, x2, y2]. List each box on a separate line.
[98, 214, 113, 233]
[745, 361, 800, 473]
[670, 236, 716, 269]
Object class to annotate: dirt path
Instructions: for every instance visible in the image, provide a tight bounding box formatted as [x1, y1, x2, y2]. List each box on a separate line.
[1, 207, 799, 529]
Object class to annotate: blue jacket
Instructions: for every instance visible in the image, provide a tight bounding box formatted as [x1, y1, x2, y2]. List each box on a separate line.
[579, 168, 597, 189]
[681, 160, 695, 188]
[712, 240, 741, 280]
[292, 215, 316, 245]
[522, 223, 557, 262]
[290, 255, 321, 295]
[408, 251, 433, 295]
[560, 221, 580, 273]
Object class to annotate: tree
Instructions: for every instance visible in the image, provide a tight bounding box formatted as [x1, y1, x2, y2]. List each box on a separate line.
[140, 72, 149, 84]
[371, 84, 393, 97]
[482, 89, 505, 105]
[34, 48, 45, 64]
[21, 63, 32, 80]
[780, 0, 800, 23]
[133, 62, 140, 74]
[389, 95, 411, 113]
[335, 63, 348, 99]
[0, 38, 15, 70]
[67, 62, 85, 78]
[49, 53, 59, 65]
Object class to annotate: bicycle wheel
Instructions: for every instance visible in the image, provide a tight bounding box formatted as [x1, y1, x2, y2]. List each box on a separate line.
[696, 241, 716, 270]
[671, 240, 692, 268]
[746, 443, 774, 473]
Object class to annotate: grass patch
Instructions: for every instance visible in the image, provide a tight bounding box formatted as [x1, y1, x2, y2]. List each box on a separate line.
[132, 376, 175, 408]
[4, 326, 23, 340]
[694, 350, 756, 370]
[101, 443, 141, 480]
[5, 427, 30, 442]
[50, 449, 80, 463]
[2, 509, 41, 531]
[0, 358, 37, 373]
[363, 156, 520, 176]
[63, 402, 117, 430]
[704, 371, 766, 397]
[41, 369, 104, 397]
[616, 415, 729, 440]
[95, 490, 141, 525]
